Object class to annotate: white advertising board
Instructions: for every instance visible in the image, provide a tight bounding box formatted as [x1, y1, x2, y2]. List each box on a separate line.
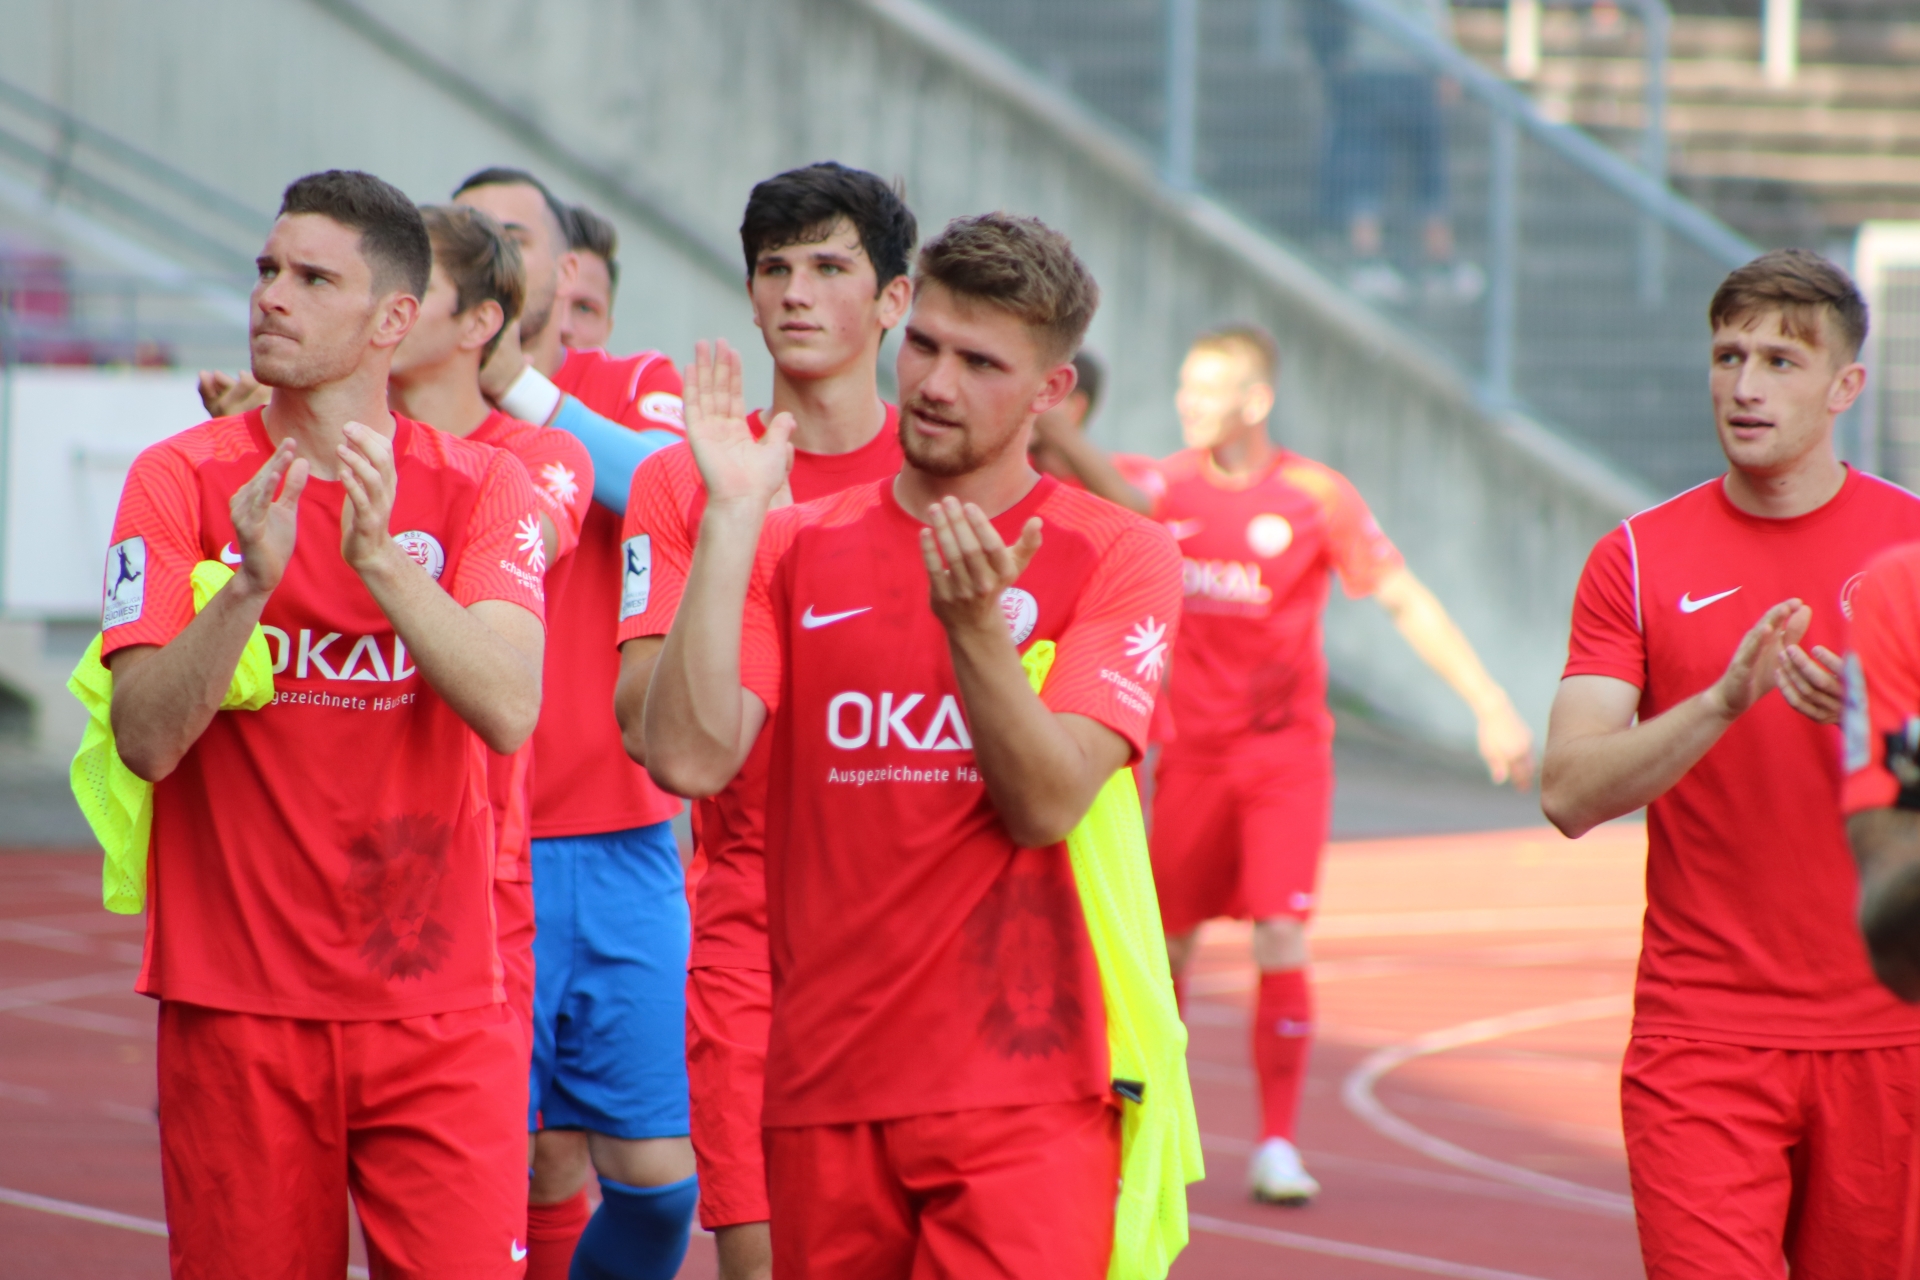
[2, 368, 208, 619]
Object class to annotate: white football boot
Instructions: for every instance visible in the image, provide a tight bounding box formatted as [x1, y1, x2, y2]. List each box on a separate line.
[1249, 1136, 1321, 1205]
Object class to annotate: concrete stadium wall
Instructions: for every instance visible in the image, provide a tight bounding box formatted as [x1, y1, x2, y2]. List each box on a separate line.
[0, 0, 1667, 755]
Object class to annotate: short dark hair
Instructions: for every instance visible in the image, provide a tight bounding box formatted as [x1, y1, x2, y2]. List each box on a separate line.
[915, 214, 1098, 364]
[278, 170, 430, 298]
[740, 162, 917, 291]
[1709, 249, 1868, 361]
[1071, 348, 1105, 412]
[420, 205, 525, 362]
[567, 203, 620, 296]
[1191, 323, 1280, 384]
[451, 167, 571, 241]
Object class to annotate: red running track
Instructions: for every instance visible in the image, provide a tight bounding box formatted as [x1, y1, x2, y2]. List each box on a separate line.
[0, 822, 1646, 1278]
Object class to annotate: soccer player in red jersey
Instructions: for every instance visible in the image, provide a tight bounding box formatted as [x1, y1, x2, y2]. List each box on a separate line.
[102, 170, 546, 1277]
[646, 213, 1183, 1279]
[1151, 323, 1534, 1203]
[1028, 348, 1164, 516]
[453, 167, 696, 1280]
[560, 202, 618, 353]
[387, 203, 595, 1036]
[1544, 249, 1920, 1278]
[611, 162, 915, 1280]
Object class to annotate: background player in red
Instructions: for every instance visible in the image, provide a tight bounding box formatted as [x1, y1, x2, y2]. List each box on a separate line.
[103, 170, 547, 1276]
[1152, 323, 1534, 1204]
[611, 161, 914, 1280]
[1027, 348, 1163, 515]
[386, 203, 595, 1039]
[455, 168, 696, 1280]
[645, 213, 1183, 1279]
[560, 202, 618, 353]
[1543, 249, 1920, 1278]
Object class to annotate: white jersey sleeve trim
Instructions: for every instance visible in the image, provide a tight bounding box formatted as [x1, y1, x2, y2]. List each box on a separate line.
[1622, 518, 1643, 635]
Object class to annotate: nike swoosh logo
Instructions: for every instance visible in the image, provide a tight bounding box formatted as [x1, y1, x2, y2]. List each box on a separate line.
[801, 605, 871, 630]
[1678, 587, 1740, 614]
[219, 542, 242, 565]
[1164, 519, 1204, 541]
[510, 1242, 528, 1262]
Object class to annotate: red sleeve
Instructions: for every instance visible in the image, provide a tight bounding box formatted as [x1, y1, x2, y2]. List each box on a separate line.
[99, 443, 202, 656]
[616, 445, 700, 643]
[1563, 524, 1644, 687]
[1039, 522, 1185, 763]
[1113, 453, 1168, 514]
[446, 450, 548, 620]
[1319, 469, 1403, 598]
[739, 509, 805, 716]
[514, 427, 594, 561]
[1842, 546, 1920, 814]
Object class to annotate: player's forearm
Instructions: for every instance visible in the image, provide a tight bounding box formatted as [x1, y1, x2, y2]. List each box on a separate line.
[1846, 809, 1920, 1001]
[107, 580, 270, 781]
[645, 502, 763, 796]
[356, 547, 542, 754]
[548, 397, 677, 512]
[946, 620, 1108, 847]
[1380, 572, 1509, 718]
[615, 637, 665, 765]
[1540, 692, 1731, 837]
[1047, 432, 1153, 516]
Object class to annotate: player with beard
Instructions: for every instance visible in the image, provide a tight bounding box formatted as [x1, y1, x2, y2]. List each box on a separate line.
[102, 170, 545, 1276]
[560, 203, 618, 352]
[386, 203, 594, 1041]
[453, 168, 695, 1280]
[646, 214, 1183, 1278]
[611, 162, 914, 1280]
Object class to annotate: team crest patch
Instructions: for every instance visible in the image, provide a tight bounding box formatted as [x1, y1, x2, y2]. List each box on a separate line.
[102, 536, 146, 628]
[1000, 587, 1038, 644]
[1841, 572, 1867, 621]
[392, 530, 445, 581]
[639, 392, 684, 430]
[1246, 513, 1294, 558]
[621, 535, 652, 619]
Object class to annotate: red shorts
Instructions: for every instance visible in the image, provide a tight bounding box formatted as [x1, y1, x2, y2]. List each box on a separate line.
[687, 964, 773, 1229]
[1150, 735, 1332, 935]
[496, 875, 536, 1035]
[157, 1000, 528, 1279]
[764, 1097, 1119, 1280]
[1621, 1036, 1920, 1279]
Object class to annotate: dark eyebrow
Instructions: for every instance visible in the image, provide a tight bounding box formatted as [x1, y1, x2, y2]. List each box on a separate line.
[287, 258, 343, 283]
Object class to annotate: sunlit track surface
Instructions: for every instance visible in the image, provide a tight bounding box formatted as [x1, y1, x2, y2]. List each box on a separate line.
[0, 823, 1645, 1277]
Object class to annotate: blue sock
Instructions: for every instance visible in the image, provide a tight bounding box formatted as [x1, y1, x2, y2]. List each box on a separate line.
[568, 1173, 698, 1280]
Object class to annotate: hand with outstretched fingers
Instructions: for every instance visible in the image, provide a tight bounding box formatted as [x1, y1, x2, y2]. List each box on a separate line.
[337, 422, 403, 577]
[198, 369, 270, 419]
[919, 496, 1043, 638]
[1777, 639, 1845, 726]
[684, 338, 793, 509]
[227, 436, 308, 598]
[1704, 598, 1809, 721]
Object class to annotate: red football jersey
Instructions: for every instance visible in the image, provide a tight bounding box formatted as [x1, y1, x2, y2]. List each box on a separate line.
[616, 407, 903, 971]
[1844, 543, 1920, 817]
[738, 475, 1183, 1126]
[467, 411, 593, 883]
[533, 349, 685, 838]
[1565, 470, 1920, 1048]
[1156, 448, 1402, 748]
[100, 409, 547, 1019]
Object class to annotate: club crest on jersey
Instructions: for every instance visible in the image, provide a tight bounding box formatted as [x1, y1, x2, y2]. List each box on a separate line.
[393, 530, 445, 581]
[827, 691, 973, 752]
[639, 392, 684, 430]
[102, 536, 146, 628]
[1841, 572, 1867, 621]
[1000, 588, 1038, 644]
[620, 535, 652, 619]
[1246, 513, 1294, 559]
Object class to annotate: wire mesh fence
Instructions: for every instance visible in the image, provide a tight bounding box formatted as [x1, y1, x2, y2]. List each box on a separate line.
[928, 0, 1761, 498]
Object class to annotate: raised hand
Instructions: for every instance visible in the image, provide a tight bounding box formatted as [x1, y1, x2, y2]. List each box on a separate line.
[1705, 598, 1809, 721]
[684, 339, 792, 507]
[228, 436, 308, 597]
[1777, 640, 1845, 725]
[199, 369, 270, 418]
[337, 421, 402, 576]
[919, 496, 1043, 638]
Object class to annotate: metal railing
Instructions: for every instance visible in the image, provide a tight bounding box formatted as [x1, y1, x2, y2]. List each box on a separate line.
[925, 0, 1763, 497]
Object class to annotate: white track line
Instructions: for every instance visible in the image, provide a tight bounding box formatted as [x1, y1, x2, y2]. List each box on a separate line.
[0, 1186, 371, 1277]
[1341, 995, 1636, 1217]
[1188, 1213, 1552, 1279]
[1311, 905, 1643, 939]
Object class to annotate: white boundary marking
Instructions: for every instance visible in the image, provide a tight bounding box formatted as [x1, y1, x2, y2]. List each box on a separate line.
[1188, 1213, 1554, 1279]
[1341, 995, 1637, 1217]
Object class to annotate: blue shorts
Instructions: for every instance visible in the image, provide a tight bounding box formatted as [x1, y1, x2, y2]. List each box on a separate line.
[528, 822, 690, 1139]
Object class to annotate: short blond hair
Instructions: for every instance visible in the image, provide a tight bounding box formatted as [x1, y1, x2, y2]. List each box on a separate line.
[1189, 323, 1279, 384]
[420, 203, 526, 362]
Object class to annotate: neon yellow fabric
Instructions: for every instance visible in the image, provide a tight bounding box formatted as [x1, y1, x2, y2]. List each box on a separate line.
[1022, 640, 1203, 1280]
[68, 560, 276, 914]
